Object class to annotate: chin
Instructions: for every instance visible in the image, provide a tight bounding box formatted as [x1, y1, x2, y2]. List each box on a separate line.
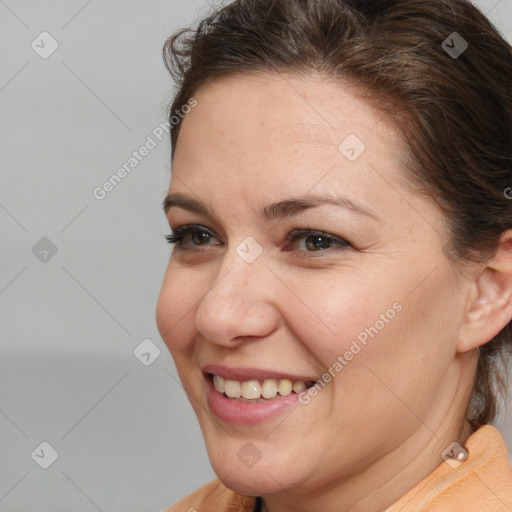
[215, 466, 290, 497]
[207, 446, 308, 497]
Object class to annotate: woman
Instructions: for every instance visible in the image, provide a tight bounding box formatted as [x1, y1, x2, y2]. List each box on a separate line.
[156, 0, 512, 510]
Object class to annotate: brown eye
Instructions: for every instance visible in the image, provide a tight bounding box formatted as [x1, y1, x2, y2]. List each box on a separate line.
[190, 231, 213, 245]
[286, 229, 351, 253]
[165, 226, 221, 249]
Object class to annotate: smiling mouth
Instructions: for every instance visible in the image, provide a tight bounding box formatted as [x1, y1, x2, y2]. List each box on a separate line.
[207, 373, 316, 402]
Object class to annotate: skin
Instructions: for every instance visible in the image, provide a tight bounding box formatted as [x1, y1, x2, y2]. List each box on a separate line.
[156, 72, 512, 512]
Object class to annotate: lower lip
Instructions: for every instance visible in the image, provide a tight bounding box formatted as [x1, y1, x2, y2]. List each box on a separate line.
[205, 375, 303, 425]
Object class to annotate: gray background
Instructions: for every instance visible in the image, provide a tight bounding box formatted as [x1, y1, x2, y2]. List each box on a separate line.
[0, 1, 511, 511]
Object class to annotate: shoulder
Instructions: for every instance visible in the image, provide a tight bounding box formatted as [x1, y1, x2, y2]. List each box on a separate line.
[162, 478, 257, 512]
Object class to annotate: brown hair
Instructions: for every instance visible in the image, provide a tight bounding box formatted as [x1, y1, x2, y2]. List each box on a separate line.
[162, 0, 512, 425]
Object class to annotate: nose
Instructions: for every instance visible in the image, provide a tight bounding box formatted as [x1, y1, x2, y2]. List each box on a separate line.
[194, 248, 280, 347]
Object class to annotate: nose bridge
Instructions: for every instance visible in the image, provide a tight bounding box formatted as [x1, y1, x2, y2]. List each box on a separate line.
[194, 241, 277, 344]
[205, 234, 268, 300]
[214, 256, 252, 297]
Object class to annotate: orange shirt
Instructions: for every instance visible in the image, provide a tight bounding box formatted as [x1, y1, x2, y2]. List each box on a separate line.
[164, 424, 512, 511]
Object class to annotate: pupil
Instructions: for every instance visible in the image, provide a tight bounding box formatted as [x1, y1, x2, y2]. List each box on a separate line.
[193, 232, 210, 244]
[307, 235, 329, 251]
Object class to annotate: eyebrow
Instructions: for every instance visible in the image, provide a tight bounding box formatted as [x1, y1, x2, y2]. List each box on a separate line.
[163, 192, 381, 223]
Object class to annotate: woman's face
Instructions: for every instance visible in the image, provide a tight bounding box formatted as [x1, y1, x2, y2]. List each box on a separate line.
[156, 72, 473, 496]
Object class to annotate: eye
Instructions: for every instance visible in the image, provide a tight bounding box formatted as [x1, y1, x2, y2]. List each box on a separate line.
[285, 229, 351, 255]
[165, 225, 221, 250]
[165, 225, 352, 257]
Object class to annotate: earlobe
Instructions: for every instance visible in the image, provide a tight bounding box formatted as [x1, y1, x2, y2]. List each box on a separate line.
[457, 230, 512, 354]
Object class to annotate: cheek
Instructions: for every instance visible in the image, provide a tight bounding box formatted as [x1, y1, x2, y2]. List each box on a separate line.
[290, 265, 456, 402]
[155, 263, 202, 353]
[327, 267, 460, 421]
[285, 271, 401, 366]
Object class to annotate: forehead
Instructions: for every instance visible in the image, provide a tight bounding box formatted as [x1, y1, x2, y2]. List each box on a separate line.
[180, 71, 397, 147]
[170, 72, 414, 214]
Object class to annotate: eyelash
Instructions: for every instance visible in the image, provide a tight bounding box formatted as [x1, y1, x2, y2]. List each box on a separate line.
[164, 225, 352, 258]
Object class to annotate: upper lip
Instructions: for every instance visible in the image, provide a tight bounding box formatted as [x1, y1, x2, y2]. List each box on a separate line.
[202, 364, 317, 382]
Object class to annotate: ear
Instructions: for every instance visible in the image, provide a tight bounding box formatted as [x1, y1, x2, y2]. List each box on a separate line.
[458, 229, 512, 354]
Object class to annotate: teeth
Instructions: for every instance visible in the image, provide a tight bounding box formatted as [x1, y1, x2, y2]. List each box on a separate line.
[241, 380, 261, 399]
[292, 381, 306, 393]
[213, 375, 309, 400]
[278, 379, 292, 396]
[261, 379, 278, 399]
[224, 379, 241, 398]
[213, 375, 225, 394]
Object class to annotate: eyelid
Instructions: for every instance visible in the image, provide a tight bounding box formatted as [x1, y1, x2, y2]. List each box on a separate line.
[166, 224, 352, 255]
[285, 228, 348, 244]
[168, 224, 347, 243]
[166, 224, 222, 245]
[171, 224, 217, 236]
